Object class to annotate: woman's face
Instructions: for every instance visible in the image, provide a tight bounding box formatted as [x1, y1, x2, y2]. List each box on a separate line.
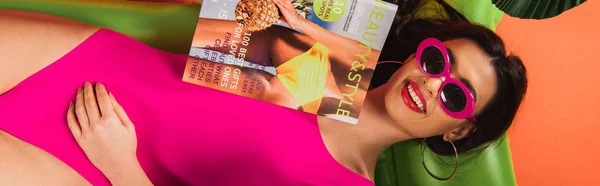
[384, 38, 498, 139]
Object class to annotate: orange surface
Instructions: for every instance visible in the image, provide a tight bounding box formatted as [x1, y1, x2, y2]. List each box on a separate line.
[496, 1, 600, 185]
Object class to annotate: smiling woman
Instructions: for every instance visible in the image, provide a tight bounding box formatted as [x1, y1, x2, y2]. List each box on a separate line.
[0, 0, 528, 185]
[371, 19, 528, 156]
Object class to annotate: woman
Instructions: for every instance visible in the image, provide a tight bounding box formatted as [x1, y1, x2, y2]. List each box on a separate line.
[0, 0, 527, 186]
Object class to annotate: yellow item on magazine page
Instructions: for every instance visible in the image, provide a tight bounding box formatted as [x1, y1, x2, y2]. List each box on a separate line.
[275, 42, 330, 113]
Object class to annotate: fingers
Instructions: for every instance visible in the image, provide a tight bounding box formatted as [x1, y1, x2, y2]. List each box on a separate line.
[110, 93, 136, 133]
[95, 83, 115, 118]
[277, 0, 289, 11]
[275, 0, 294, 11]
[75, 87, 90, 132]
[285, 0, 294, 9]
[67, 102, 82, 137]
[274, 0, 288, 12]
[83, 82, 101, 120]
[273, 0, 296, 26]
[71, 82, 134, 135]
[273, 0, 283, 14]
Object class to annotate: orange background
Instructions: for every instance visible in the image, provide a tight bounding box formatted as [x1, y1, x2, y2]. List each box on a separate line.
[496, 1, 600, 185]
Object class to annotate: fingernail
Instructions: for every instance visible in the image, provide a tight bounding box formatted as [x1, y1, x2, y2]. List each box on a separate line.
[85, 81, 91, 86]
[70, 102, 74, 107]
[77, 87, 82, 92]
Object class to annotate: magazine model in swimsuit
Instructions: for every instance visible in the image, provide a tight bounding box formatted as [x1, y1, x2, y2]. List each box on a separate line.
[183, 0, 398, 124]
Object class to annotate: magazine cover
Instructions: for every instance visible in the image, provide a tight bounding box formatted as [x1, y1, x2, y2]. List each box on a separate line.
[184, 0, 398, 124]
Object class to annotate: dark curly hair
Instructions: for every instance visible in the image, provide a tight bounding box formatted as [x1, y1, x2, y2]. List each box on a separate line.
[372, 0, 528, 155]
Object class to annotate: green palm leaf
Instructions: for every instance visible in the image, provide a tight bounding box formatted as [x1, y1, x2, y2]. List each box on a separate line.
[492, 0, 587, 19]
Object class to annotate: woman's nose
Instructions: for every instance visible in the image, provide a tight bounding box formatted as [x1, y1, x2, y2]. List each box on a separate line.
[424, 76, 445, 97]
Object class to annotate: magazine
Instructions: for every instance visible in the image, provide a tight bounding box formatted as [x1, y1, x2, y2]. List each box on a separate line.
[184, 0, 398, 124]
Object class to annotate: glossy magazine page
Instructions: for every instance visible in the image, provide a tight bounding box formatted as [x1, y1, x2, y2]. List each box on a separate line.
[184, 0, 398, 124]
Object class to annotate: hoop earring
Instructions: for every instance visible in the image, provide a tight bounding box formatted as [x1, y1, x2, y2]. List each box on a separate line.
[378, 60, 404, 65]
[420, 138, 459, 181]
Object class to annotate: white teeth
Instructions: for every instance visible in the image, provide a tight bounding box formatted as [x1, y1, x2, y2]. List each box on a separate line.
[408, 84, 425, 112]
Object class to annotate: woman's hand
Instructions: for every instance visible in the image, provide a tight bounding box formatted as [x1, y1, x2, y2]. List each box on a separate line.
[274, 0, 304, 29]
[67, 82, 152, 186]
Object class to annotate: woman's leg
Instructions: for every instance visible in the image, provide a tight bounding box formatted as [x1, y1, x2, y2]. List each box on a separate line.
[0, 10, 99, 95]
[0, 131, 91, 186]
[0, 10, 98, 185]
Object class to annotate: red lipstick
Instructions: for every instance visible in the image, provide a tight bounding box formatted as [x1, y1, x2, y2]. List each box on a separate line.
[409, 80, 427, 113]
[401, 81, 425, 114]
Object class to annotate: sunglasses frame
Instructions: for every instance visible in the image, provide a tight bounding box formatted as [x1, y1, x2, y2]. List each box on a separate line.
[416, 38, 477, 123]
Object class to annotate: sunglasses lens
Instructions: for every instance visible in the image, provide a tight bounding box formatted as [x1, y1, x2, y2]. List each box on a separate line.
[420, 46, 445, 74]
[440, 83, 467, 112]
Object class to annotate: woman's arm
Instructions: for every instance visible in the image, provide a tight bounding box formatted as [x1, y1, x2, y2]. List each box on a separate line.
[66, 82, 153, 186]
[273, 0, 381, 69]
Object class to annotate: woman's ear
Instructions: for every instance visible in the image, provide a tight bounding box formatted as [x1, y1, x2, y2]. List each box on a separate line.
[443, 123, 476, 141]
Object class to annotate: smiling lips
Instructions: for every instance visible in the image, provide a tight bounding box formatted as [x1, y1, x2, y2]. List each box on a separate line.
[401, 80, 427, 114]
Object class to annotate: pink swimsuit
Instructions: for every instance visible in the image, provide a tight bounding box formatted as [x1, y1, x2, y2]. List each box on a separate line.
[0, 29, 373, 186]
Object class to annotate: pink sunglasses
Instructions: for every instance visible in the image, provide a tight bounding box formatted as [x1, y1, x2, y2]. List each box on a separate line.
[416, 38, 477, 122]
